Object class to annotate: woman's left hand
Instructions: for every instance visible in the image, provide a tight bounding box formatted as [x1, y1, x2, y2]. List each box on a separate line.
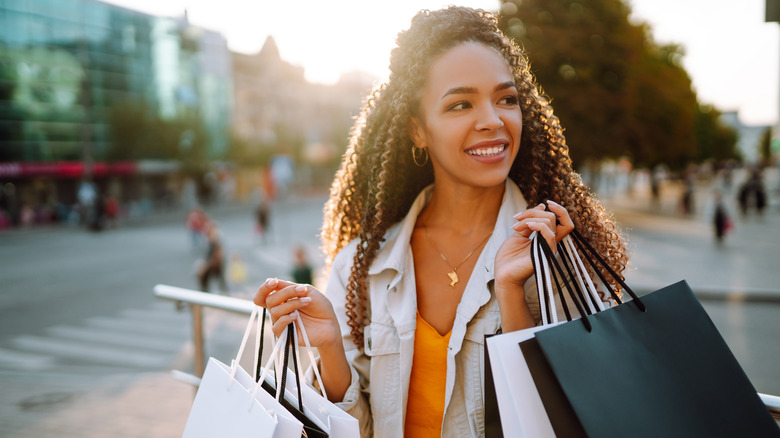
[494, 200, 575, 297]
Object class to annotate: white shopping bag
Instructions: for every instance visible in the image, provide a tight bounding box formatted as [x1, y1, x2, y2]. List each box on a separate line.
[256, 317, 360, 438]
[182, 306, 303, 438]
[485, 234, 605, 437]
[486, 323, 563, 437]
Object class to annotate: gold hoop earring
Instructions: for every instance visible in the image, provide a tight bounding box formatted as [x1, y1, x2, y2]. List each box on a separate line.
[412, 145, 429, 167]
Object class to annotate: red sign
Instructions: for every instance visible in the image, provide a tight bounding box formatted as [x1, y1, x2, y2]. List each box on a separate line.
[0, 162, 137, 178]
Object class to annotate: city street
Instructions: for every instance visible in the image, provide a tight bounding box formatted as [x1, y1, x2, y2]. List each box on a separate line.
[0, 177, 778, 437]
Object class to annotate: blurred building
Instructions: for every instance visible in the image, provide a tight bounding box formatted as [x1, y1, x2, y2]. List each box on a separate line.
[231, 36, 374, 195]
[720, 111, 770, 164]
[0, 0, 231, 226]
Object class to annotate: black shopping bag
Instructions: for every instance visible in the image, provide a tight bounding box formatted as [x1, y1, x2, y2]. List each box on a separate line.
[484, 334, 503, 438]
[530, 229, 780, 437]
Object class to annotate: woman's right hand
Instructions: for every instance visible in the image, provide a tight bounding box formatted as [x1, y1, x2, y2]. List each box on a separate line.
[254, 278, 342, 348]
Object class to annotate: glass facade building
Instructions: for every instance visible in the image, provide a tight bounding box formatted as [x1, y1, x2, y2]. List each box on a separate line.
[0, 0, 232, 226]
[0, 0, 232, 162]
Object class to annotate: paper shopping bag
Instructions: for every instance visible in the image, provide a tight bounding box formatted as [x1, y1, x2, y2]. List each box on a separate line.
[183, 306, 305, 438]
[274, 319, 359, 438]
[534, 280, 780, 438]
[485, 324, 564, 437]
[182, 357, 278, 438]
[526, 229, 780, 437]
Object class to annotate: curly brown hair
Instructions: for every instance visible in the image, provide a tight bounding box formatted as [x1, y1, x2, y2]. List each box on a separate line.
[321, 6, 628, 346]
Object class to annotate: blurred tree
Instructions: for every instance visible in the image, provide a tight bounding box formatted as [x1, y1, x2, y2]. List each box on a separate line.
[759, 126, 772, 164]
[108, 99, 207, 171]
[694, 105, 739, 163]
[498, 0, 715, 170]
[226, 132, 278, 168]
[627, 43, 698, 169]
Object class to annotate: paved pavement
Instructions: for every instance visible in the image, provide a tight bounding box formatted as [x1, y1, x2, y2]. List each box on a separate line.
[1, 170, 778, 437]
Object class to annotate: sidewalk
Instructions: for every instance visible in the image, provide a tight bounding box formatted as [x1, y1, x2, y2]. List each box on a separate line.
[1, 371, 191, 438]
[600, 169, 780, 301]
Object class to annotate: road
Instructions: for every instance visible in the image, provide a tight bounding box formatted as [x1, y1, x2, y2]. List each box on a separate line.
[0, 179, 778, 436]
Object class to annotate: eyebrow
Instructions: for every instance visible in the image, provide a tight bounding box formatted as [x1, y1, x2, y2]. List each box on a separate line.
[440, 81, 517, 100]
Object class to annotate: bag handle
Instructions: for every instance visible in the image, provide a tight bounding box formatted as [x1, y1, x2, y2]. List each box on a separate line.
[228, 305, 261, 390]
[253, 305, 329, 401]
[278, 323, 304, 413]
[568, 228, 645, 312]
[534, 233, 593, 331]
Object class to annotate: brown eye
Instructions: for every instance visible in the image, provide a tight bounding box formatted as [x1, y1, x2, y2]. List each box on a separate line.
[447, 101, 471, 111]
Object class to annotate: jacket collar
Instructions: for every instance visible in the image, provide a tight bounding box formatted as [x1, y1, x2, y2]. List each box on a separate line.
[368, 179, 528, 280]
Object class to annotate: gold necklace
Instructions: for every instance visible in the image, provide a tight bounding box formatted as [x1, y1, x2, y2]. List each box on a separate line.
[423, 227, 492, 287]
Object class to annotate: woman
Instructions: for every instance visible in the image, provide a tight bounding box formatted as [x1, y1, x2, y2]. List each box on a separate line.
[255, 6, 628, 437]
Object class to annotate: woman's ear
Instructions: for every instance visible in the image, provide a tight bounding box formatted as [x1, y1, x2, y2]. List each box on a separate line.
[408, 117, 424, 148]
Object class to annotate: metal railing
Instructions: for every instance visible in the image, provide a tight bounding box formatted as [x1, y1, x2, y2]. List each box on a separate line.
[155, 284, 780, 421]
[155, 284, 253, 379]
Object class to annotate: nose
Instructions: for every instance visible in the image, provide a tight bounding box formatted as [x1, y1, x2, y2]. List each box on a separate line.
[474, 103, 504, 131]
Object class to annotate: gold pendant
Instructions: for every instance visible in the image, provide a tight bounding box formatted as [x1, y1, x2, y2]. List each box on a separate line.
[448, 270, 459, 287]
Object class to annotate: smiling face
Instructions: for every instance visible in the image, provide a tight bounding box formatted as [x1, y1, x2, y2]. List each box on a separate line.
[410, 41, 522, 191]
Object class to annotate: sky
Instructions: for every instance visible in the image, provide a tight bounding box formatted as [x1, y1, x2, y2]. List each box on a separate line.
[103, 0, 780, 126]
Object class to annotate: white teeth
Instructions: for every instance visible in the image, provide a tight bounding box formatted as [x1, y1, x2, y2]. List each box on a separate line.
[467, 145, 506, 157]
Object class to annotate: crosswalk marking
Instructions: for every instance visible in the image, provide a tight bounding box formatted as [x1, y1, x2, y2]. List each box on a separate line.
[83, 315, 191, 337]
[12, 335, 170, 368]
[0, 347, 55, 370]
[47, 325, 184, 352]
[0, 303, 194, 373]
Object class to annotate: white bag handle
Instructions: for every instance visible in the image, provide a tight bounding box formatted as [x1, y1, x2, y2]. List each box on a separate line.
[533, 233, 608, 326]
[228, 305, 260, 389]
[532, 231, 557, 326]
[561, 235, 605, 312]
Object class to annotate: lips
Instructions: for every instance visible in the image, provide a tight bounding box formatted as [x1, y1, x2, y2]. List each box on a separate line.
[466, 139, 509, 157]
[467, 144, 506, 157]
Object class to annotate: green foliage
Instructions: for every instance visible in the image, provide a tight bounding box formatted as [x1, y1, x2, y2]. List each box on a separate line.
[107, 99, 207, 171]
[226, 133, 279, 168]
[759, 126, 772, 163]
[498, 0, 726, 169]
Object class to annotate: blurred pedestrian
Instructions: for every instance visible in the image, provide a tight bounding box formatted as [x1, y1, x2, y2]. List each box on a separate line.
[198, 223, 228, 294]
[105, 195, 119, 229]
[711, 190, 733, 246]
[290, 245, 313, 285]
[680, 172, 695, 216]
[738, 167, 767, 218]
[255, 199, 270, 243]
[89, 195, 106, 232]
[185, 206, 208, 252]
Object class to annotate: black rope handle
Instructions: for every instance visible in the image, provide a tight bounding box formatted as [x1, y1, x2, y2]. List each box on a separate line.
[289, 324, 304, 413]
[278, 323, 305, 413]
[569, 228, 645, 312]
[536, 234, 592, 332]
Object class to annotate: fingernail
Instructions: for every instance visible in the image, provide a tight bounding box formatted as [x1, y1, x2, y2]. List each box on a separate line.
[289, 310, 299, 318]
[268, 278, 278, 287]
[295, 285, 307, 292]
[548, 199, 560, 206]
[299, 297, 312, 303]
[527, 221, 538, 227]
[512, 222, 523, 230]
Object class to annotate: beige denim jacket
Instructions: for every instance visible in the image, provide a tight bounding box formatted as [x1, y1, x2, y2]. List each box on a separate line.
[318, 180, 568, 437]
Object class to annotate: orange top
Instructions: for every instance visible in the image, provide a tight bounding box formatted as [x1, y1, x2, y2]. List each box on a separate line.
[404, 312, 452, 437]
